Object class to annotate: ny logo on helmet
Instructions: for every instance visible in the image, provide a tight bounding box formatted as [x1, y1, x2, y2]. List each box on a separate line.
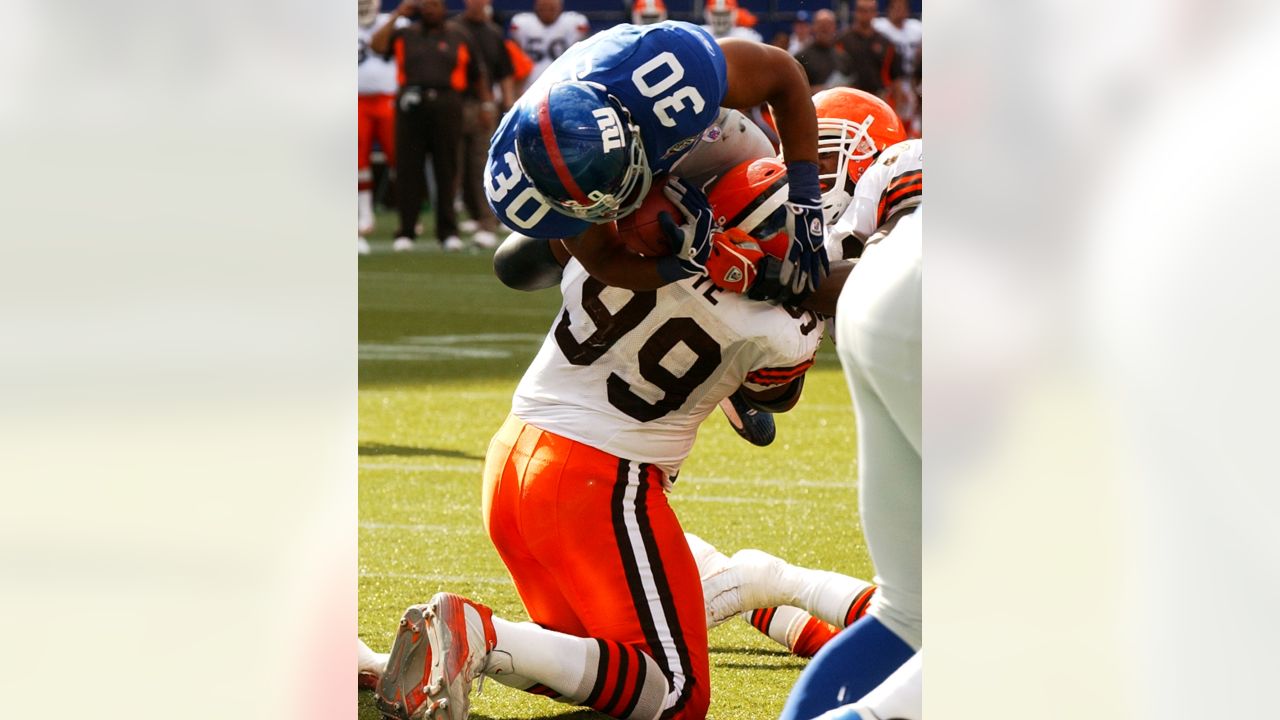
[592, 108, 625, 153]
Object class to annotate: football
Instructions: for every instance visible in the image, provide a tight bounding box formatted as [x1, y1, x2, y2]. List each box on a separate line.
[616, 185, 680, 257]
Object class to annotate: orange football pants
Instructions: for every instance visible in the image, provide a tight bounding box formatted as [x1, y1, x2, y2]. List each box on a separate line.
[482, 414, 711, 720]
[358, 93, 396, 184]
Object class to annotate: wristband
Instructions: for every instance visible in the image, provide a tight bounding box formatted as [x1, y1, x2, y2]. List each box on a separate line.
[785, 161, 821, 204]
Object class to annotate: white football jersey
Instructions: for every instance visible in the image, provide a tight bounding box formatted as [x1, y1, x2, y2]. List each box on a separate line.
[701, 24, 762, 42]
[827, 139, 923, 260]
[872, 17, 923, 75]
[508, 11, 590, 87]
[513, 259, 823, 476]
[358, 14, 406, 96]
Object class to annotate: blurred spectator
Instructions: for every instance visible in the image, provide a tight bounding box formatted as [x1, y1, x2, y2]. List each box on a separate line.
[702, 0, 761, 42]
[873, 0, 922, 136]
[769, 30, 791, 51]
[874, 0, 922, 70]
[838, 0, 902, 98]
[795, 10, 850, 93]
[358, 0, 407, 254]
[451, 0, 513, 248]
[508, 0, 589, 92]
[788, 10, 813, 54]
[372, 0, 493, 252]
[631, 0, 667, 25]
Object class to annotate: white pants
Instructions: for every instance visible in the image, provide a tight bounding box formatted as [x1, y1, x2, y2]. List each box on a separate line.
[671, 108, 776, 189]
[835, 210, 923, 650]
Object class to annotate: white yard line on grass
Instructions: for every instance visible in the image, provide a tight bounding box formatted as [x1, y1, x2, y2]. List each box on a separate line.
[359, 332, 546, 361]
[687, 475, 852, 490]
[672, 494, 803, 506]
[359, 570, 510, 584]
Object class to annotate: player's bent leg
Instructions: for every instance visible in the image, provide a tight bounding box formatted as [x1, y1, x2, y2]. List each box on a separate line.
[358, 636, 388, 690]
[701, 546, 877, 631]
[481, 416, 707, 719]
[544, 457, 710, 720]
[745, 606, 840, 658]
[486, 620, 668, 720]
[835, 217, 923, 651]
[777, 616, 914, 720]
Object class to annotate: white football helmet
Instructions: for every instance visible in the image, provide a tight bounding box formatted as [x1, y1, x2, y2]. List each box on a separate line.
[704, 0, 739, 37]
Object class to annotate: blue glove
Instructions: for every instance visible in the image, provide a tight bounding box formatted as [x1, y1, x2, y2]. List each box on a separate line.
[655, 177, 714, 283]
[780, 161, 830, 295]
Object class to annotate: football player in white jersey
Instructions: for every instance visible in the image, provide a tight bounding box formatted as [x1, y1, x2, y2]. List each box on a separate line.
[872, 0, 922, 137]
[631, 0, 667, 26]
[507, 0, 589, 92]
[702, 0, 762, 42]
[357, 0, 408, 254]
[366, 187, 822, 720]
[686, 88, 922, 720]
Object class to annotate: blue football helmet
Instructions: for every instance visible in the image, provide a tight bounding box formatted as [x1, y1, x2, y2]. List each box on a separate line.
[513, 81, 653, 223]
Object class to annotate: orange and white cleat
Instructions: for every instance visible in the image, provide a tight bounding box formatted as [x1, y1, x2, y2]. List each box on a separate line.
[375, 593, 497, 720]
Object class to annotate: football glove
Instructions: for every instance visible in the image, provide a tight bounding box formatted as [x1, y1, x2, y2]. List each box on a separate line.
[779, 161, 830, 295]
[705, 227, 764, 294]
[655, 177, 714, 283]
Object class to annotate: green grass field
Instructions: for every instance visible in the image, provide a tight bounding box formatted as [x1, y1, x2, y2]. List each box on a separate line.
[359, 211, 870, 719]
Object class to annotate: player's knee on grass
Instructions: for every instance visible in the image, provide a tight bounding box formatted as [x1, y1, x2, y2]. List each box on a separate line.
[493, 232, 566, 291]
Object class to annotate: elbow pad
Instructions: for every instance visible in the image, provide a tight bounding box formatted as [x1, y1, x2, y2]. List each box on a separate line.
[493, 233, 564, 291]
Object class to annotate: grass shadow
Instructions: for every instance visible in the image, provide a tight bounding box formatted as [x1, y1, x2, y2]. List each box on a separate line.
[709, 644, 795, 657]
[358, 442, 486, 461]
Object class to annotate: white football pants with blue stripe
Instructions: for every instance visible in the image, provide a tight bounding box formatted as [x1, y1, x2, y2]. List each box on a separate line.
[837, 209, 922, 650]
[780, 209, 923, 720]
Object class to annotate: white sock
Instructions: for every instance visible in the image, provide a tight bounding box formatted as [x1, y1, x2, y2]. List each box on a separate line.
[781, 565, 875, 629]
[358, 189, 374, 232]
[486, 618, 667, 720]
[486, 618, 592, 696]
[358, 636, 388, 676]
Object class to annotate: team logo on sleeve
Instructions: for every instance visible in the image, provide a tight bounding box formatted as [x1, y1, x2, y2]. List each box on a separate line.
[660, 134, 700, 160]
[592, 108, 625, 153]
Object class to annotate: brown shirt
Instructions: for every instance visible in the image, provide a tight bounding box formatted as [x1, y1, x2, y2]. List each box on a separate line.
[794, 42, 850, 89]
[837, 28, 901, 96]
[451, 16, 513, 99]
[392, 22, 486, 92]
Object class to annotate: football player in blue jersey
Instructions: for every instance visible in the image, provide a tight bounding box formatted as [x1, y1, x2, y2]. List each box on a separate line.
[485, 21, 827, 302]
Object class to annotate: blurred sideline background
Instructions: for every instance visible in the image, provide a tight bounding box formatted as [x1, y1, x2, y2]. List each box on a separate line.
[4, 1, 1280, 719]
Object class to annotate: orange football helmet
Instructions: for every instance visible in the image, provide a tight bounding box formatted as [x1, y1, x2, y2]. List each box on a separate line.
[703, 157, 792, 293]
[632, 0, 667, 25]
[813, 87, 906, 226]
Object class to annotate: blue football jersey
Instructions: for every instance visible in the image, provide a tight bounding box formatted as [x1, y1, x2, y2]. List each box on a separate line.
[486, 21, 728, 239]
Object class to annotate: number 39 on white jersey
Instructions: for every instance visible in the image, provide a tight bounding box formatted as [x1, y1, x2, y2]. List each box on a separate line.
[513, 260, 823, 476]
